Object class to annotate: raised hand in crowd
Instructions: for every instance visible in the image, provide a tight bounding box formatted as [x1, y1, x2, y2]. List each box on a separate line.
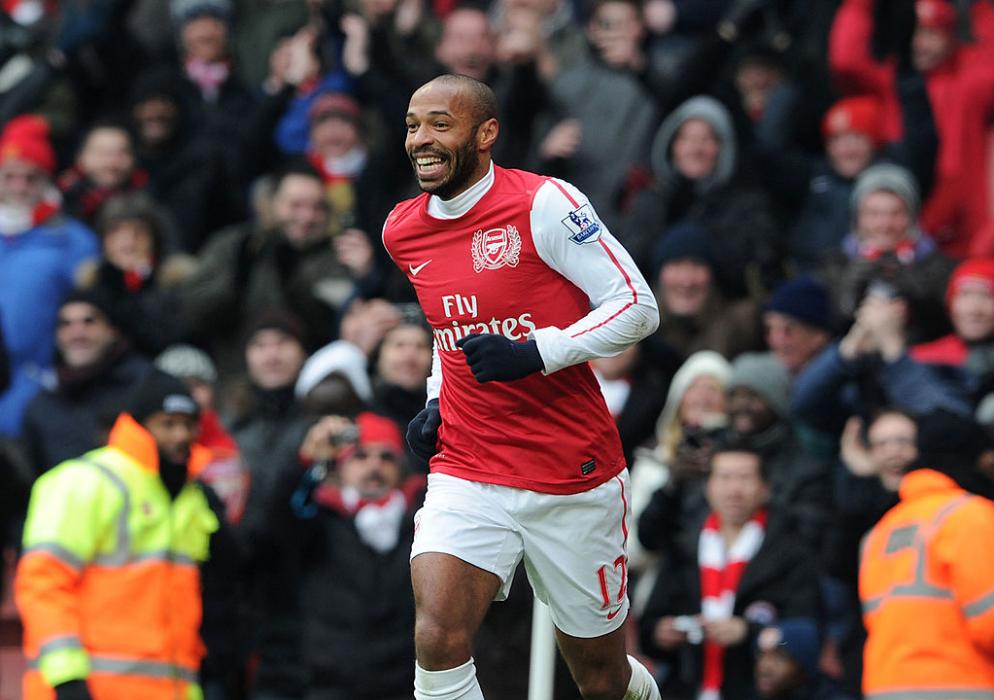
[299, 414, 357, 465]
[339, 298, 402, 355]
[333, 228, 375, 279]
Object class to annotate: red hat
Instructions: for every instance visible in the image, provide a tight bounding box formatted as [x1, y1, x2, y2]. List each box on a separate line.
[822, 96, 883, 145]
[946, 259, 994, 309]
[916, 0, 957, 32]
[356, 412, 404, 456]
[0, 115, 55, 174]
[308, 92, 361, 125]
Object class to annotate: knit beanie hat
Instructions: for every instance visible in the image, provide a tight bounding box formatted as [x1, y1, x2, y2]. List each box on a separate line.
[295, 340, 373, 402]
[356, 411, 404, 456]
[727, 352, 792, 418]
[757, 618, 822, 679]
[0, 115, 55, 175]
[946, 259, 994, 310]
[916, 0, 957, 33]
[822, 95, 883, 145]
[243, 308, 307, 348]
[309, 92, 362, 126]
[851, 163, 920, 220]
[155, 344, 218, 384]
[59, 289, 121, 330]
[170, 0, 231, 26]
[127, 369, 200, 423]
[765, 275, 833, 333]
[651, 222, 714, 276]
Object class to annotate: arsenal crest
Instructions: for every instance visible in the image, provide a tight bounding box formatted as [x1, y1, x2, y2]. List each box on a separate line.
[472, 225, 521, 273]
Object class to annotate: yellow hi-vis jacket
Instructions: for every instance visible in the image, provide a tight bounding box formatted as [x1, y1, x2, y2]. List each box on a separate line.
[860, 468, 994, 700]
[15, 413, 218, 700]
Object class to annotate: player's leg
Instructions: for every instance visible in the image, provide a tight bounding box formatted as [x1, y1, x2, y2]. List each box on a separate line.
[555, 624, 660, 700]
[412, 551, 501, 669]
[410, 474, 525, 699]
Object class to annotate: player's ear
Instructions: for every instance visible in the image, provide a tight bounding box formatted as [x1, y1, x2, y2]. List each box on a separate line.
[477, 118, 499, 152]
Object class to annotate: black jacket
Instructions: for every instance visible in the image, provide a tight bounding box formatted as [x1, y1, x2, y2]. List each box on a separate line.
[21, 350, 150, 474]
[639, 514, 823, 700]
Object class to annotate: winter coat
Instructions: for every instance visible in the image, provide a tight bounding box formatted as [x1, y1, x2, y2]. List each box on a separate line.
[179, 222, 355, 377]
[536, 55, 658, 233]
[623, 96, 782, 297]
[21, 349, 150, 475]
[639, 514, 823, 700]
[792, 343, 973, 435]
[829, 0, 994, 253]
[0, 215, 98, 436]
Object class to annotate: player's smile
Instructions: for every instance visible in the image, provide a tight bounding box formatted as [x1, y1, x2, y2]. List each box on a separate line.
[410, 148, 450, 184]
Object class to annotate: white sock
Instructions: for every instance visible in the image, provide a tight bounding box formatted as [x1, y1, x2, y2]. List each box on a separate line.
[414, 658, 486, 699]
[624, 655, 661, 700]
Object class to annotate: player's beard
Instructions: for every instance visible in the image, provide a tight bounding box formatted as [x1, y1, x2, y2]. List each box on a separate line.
[411, 126, 481, 200]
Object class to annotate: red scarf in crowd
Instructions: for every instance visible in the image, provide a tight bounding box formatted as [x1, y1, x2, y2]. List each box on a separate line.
[698, 509, 767, 700]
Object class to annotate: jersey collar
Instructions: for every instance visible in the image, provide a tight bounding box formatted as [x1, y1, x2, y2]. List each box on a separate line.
[427, 162, 495, 220]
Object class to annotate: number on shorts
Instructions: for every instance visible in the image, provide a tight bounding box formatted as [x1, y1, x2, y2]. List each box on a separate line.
[597, 555, 628, 609]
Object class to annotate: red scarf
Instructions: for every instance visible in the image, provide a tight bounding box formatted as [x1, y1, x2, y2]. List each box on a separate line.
[859, 239, 917, 264]
[698, 509, 767, 700]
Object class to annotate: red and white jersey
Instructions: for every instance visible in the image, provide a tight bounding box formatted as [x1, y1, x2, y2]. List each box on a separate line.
[382, 164, 658, 494]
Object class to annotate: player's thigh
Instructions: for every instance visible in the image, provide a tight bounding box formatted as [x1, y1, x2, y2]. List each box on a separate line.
[520, 472, 631, 639]
[410, 473, 524, 643]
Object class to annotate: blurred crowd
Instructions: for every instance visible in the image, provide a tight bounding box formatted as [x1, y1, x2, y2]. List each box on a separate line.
[2, 0, 994, 698]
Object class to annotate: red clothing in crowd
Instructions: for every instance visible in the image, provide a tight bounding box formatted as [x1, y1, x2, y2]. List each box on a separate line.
[829, 0, 994, 255]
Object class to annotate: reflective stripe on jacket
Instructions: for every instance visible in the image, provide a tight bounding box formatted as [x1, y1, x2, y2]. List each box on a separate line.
[15, 413, 217, 700]
[860, 469, 994, 699]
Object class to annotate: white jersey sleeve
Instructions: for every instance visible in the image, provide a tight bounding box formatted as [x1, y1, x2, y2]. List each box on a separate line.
[426, 341, 442, 403]
[528, 178, 659, 374]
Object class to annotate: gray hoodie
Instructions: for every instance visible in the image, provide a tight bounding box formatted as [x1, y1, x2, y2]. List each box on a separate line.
[650, 95, 737, 194]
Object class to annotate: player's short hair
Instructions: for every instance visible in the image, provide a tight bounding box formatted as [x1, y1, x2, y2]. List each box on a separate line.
[429, 74, 499, 125]
[709, 439, 769, 482]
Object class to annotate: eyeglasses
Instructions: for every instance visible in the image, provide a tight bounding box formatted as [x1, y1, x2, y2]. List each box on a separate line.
[354, 449, 400, 462]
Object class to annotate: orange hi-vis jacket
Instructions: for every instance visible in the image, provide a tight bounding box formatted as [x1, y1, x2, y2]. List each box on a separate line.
[15, 413, 217, 700]
[860, 469, 994, 700]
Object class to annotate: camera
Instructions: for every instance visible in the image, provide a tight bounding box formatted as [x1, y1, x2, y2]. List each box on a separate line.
[330, 424, 360, 447]
[673, 615, 704, 644]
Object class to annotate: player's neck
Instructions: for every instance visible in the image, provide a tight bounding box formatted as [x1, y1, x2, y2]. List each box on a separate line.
[427, 162, 495, 220]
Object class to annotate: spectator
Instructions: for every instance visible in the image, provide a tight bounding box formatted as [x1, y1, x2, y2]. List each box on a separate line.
[591, 343, 669, 468]
[860, 409, 994, 699]
[624, 95, 781, 298]
[763, 276, 834, 377]
[156, 343, 249, 525]
[792, 288, 973, 436]
[0, 115, 98, 437]
[265, 412, 426, 700]
[631, 350, 730, 585]
[295, 339, 373, 418]
[369, 317, 433, 440]
[821, 163, 955, 344]
[912, 259, 994, 401]
[639, 443, 823, 700]
[15, 370, 228, 700]
[725, 352, 833, 548]
[754, 619, 827, 700]
[829, 0, 994, 255]
[76, 192, 193, 356]
[56, 121, 150, 228]
[232, 309, 313, 700]
[536, 0, 658, 232]
[129, 67, 246, 251]
[646, 222, 763, 366]
[21, 290, 151, 475]
[758, 85, 938, 271]
[180, 162, 366, 377]
[822, 409, 917, 697]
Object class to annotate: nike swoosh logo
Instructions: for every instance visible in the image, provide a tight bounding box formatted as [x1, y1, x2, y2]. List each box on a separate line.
[409, 260, 432, 276]
[607, 606, 624, 621]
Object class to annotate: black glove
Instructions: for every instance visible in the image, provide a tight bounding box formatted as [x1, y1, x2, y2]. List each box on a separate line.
[456, 334, 545, 383]
[55, 680, 92, 700]
[407, 399, 441, 461]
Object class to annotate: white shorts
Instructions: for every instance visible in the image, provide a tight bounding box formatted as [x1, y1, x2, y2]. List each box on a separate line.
[410, 470, 632, 638]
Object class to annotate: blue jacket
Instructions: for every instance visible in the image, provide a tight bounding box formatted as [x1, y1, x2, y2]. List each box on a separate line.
[0, 216, 98, 436]
[274, 72, 354, 156]
[792, 343, 973, 434]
